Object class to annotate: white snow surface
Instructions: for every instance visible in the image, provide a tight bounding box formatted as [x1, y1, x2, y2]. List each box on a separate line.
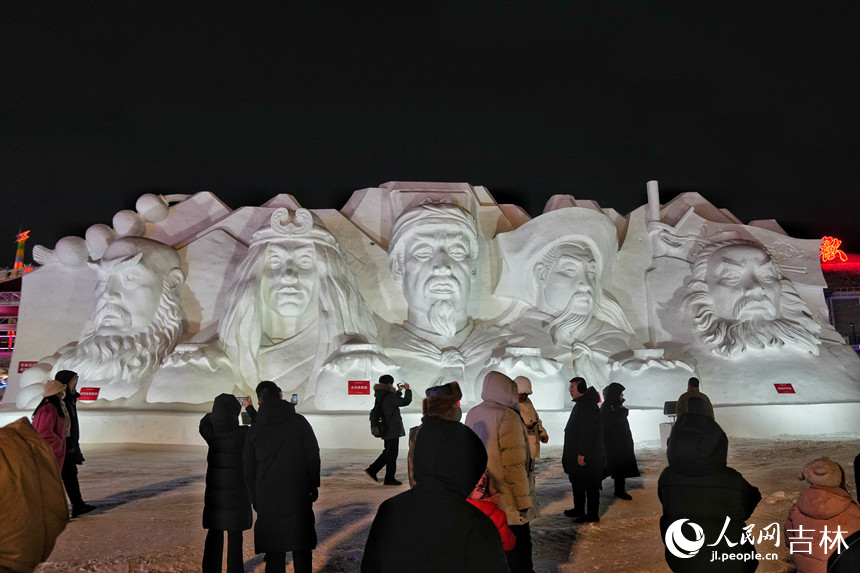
[35, 438, 859, 572]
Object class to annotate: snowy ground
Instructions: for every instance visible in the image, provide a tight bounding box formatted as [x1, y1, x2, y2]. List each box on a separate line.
[36, 438, 859, 573]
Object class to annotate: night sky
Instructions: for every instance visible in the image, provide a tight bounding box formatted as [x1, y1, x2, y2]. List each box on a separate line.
[3, 3, 859, 266]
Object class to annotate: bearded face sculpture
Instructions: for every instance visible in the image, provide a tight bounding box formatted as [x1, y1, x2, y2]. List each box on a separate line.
[683, 239, 820, 358]
[388, 203, 478, 340]
[40, 237, 186, 403]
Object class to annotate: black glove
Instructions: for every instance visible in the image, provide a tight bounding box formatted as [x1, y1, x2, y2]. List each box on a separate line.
[310, 487, 319, 503]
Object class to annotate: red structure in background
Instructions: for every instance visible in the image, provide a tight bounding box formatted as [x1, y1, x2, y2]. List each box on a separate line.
[820, 236, 860, 348]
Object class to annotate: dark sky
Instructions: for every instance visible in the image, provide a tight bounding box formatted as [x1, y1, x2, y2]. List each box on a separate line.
[3, 3, 859, 266]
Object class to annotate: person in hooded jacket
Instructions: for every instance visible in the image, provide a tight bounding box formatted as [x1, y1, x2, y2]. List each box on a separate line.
[244, 381, 320, 573]
[514, 376, 548, 464]
[361, 417, 509, 573]
[465, 370, 538, 573]
[562, 377, 604, 523]
[0, 417, 69, 573]
[601, 382, 639, 501]
[200, 393, 254, 573]
[658, 397, 761, 572]
[31, 379, 68, 471]
[54, 370, 96, 518]
[366, 374, 412, 486]
[407, 381, 462, 488]
[784, 457, 860, 573]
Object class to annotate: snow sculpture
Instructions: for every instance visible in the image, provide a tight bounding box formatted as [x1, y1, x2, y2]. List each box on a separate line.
[146, 208, 389, 407]
[684, 238, 821, 358]
[382, 201, 508, 399]
[493, 207, 636, 406]
[16, 237, 186, 407]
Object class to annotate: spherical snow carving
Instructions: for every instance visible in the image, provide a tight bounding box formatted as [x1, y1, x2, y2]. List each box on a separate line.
[54, 236, 89, 267]
[136, 193, 169, 222]
[113, 209, 146, 237]
[85, 224, 116, 258]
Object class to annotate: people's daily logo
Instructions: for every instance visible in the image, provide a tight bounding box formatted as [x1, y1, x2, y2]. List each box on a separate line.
[665, 519, 705, 558]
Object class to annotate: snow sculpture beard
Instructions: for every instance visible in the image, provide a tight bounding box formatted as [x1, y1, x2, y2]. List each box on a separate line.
[425, 276, 462, 339]
[56, 281, 185, 384]
[684, 277, 821, 358]
[547, 299, 591, 347]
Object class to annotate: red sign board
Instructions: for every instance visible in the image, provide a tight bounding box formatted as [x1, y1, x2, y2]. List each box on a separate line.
[18, 361, 37, 373]
[79, 387, 100, 401]
[774, 383, 796, 394]
[348, 380, 371, 395]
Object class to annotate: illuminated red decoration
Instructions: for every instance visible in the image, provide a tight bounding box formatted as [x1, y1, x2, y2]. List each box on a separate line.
[16, 230, 30, 242]
[820, 236, 848, 262]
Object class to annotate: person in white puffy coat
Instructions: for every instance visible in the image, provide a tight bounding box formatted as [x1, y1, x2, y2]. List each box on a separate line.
[465, 370, 539, 573]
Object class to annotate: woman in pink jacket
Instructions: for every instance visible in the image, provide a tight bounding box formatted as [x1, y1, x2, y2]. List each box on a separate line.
[31, 379, 69, 470]
[784, 457, 860, 573]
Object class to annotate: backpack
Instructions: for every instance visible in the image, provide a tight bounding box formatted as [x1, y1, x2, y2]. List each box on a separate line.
[369, 399, 387, 438]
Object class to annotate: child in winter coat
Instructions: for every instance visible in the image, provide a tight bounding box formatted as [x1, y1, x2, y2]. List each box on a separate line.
[467, 472, 517, 552]
[784, 457, 860, 573]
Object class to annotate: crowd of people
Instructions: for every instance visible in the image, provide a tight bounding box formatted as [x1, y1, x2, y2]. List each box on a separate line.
[2, 371, 859, 572]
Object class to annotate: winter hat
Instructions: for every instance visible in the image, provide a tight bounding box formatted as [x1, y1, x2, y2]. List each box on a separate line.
[379, 374, 395, 386]
[514, 376, 533, 395]
[422, 382, 463, 422]
[603, 382, 625, 404]
[43, 380, 65, 398]
[799, 457, 845, 488]
[54, 370, 78, 386]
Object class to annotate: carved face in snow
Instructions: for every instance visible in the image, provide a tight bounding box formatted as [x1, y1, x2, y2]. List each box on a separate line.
[536, 243, 597, 316]
[704, 243, 781, 322]
[92, 238, 182, 336]
[401, 225, 473, 316]
[260, 241, 319, 319]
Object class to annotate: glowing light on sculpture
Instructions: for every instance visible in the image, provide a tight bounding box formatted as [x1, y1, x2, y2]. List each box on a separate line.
[820, 236, 847, 262]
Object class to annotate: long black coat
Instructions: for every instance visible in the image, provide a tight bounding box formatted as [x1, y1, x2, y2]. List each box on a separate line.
[199, 394, 252, 532]
[562, 386, 604, 479]
[63, 390, 84, 465]
[374, 384, 412, 440]
[601, 383, 639, 480]
[362, 417, 508, 573]
[658, 413, 761, 572]
[244, 399, 321, 552]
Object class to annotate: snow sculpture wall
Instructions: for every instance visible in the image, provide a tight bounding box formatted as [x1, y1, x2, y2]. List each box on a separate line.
[6, 182, 860, 416]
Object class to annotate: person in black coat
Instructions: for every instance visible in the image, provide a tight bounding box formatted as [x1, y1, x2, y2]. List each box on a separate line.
[601, 382, 640, 500]
[361, 416, 509, 573]
[244, 381, 320, 573]
[200, 393, 253, 573]
[55, 370, 96, 518]
[658, 399, 761, 572]
[365, 374, 412, 486]
[562, 377, 604, 523]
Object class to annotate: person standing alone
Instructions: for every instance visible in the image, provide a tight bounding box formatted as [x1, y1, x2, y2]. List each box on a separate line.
[563, 377, 604, 523]
[244, 381, 320, 573]
[366, 374, 412, 486]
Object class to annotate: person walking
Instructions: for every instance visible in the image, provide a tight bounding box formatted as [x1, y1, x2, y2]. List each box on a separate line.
[466, 370, 539, 573]
[366, 374, 412, 486]
[675, 376, 714, 418]
[244, 381, 320, 573]
[200, 393, 253, 573]
[601, 382, 639, 500]
[515, 376, 548, 463]
[562, 377, 604, 523]
[361, 417, 509, 573]
[54, 370, 96, 518]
